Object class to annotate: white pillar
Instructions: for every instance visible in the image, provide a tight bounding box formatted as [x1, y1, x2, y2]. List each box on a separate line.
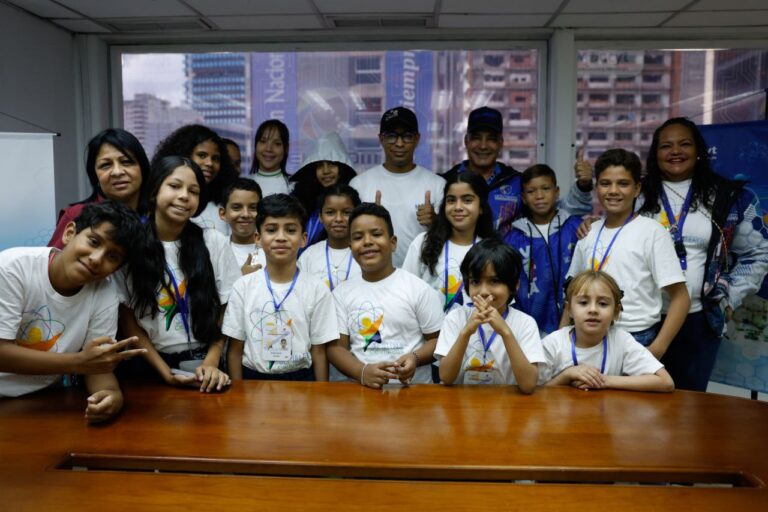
[545, 29, 578, 191]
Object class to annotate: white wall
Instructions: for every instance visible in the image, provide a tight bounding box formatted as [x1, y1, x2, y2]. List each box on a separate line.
[0, 3, 79, 215]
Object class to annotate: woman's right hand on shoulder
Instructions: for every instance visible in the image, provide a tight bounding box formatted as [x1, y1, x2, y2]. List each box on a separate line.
[76, 336, 146, 374]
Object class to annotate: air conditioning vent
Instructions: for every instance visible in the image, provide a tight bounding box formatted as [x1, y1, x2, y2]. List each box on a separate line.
[104, 18, 211, 32]
[329, 16, 433, 28]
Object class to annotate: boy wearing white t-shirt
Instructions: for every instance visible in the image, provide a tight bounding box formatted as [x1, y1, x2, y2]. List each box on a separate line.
[565, 149, 690, 360]
[349, 107, 445, 267]
[0, 202, 146, 422]
[224, 194, 338, 381]
[218, 178, 266, 274]
[329, 203, 444, 388]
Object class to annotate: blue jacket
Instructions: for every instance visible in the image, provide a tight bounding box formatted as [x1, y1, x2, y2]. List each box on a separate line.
[505, 211, 582, 335]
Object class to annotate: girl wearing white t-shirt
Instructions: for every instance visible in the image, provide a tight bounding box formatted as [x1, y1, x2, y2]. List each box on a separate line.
[246, 120, 292, 197]
[120, 156, 240, 392]
[436, 239, 543, 393]
[403, 172, 496, 312]
[544, 270, 674, 392]
[566, 149, 690, 360]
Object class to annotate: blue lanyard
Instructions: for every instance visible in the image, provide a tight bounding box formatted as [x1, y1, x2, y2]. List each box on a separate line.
[477, 308, 510, 361]
[444, 237, 476, 311]
[590, 214, 634, 271]
[265, 268, 300, 313]
[570, 328, 607, 374]
[166, 265, 192, 346]
[325, 242, 352, 291]
[660, 186, 693, 271]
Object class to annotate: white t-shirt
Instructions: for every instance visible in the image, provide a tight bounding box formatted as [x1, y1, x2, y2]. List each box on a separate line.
[222, 268, 338, 374]
[0, 247, 118, 397]
[230, 241, 267, 271]
[248, 171, 292, 197]
[401, 233, 477, 311]
[350, 164, 445, 267]
[534, 222, 551, 240]
[119, 229, 239, 354]
[539, 326, 664, 384]
[434, 305, 545, 385]
[567, 216, 686, 332]
[191, 202, 230, 235]
[333, 269, 444, 384]
[649, 179, 711, 313]
[298, 241, 362, 291]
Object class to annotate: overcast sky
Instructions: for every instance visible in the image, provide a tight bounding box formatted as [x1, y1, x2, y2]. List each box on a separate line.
[122, 54, 186, 106]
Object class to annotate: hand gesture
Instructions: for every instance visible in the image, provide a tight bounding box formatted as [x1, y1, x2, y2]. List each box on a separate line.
[76, 336, 146, 374]
[416, 190, 436, 227]
[462, 299, 486, 336]
[565, 365, 605, 390]
[360, 361, 398, 389]
[85, 389, 123, 424]
[393, 353, 417, 384]
[241, 253, 262, 276]
[574, 147, 593, 188]
[375, 190, 382, 206]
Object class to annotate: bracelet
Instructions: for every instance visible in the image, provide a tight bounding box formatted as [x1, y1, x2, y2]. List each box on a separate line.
[360, 363, 369, 385]
[412, 352, 421, 367]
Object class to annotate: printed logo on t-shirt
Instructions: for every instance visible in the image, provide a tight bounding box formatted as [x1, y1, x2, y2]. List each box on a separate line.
[18, 305, 65, 352]
[158, 281, 186, 332]
[442, 271, 464, 308]
[359, 314, 384, 351]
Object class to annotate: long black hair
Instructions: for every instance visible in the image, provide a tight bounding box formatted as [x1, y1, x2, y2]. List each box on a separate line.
[152, 124, 237, 207]
[640, 117, 719, 215]
[80, 128, 151, 214]
[129, 155, 222, 345]
[420, 172, 496, 276]
[249, 119, 290, 176]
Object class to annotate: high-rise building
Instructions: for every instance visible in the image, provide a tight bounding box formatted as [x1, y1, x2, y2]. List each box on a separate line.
[185, 53, 251, 170]
[123, 93, 200, 158]
[576, 50, 673, 163]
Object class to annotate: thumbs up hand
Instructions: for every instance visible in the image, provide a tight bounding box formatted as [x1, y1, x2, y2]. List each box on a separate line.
[375, 190, 382, 206]
[574, 147, 593, 191]
[416, 190, 436, 227]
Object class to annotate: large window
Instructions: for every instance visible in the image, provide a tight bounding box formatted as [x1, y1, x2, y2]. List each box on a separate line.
[576, 49, 768, 163]
[122, 49, 541, 174]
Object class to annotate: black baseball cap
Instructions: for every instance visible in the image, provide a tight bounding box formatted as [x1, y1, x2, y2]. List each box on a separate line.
[468, 107, 503, 134]
[380, 107, 419, 133]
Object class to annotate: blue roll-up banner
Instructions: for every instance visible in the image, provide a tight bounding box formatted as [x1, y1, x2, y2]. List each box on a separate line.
[250, 53, 300, 172]
[700, 119, 768, 392]
[384, 51, 433, 169]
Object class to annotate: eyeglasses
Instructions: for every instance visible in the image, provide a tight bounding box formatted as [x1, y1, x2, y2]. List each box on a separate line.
[381, 132, 417, 144]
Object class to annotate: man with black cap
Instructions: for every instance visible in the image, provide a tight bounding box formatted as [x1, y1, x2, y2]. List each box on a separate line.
[442, 107, 592, 238]
[350, 106, 445, 267]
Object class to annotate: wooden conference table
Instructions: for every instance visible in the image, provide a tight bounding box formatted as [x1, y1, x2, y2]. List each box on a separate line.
[1, 381, 767, 511]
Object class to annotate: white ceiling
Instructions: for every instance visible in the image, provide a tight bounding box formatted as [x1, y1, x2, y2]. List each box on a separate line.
[4, 0, 768, 36]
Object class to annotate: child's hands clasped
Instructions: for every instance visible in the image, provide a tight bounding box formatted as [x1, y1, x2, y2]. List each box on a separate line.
[393, 353, 417, 384]
[564, 365, 606, 390]
[468, 295, 511, 337]
[361, 361, 398, 389]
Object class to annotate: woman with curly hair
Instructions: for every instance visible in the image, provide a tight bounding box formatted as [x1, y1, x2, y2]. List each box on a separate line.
[152, 124, 238, 234]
